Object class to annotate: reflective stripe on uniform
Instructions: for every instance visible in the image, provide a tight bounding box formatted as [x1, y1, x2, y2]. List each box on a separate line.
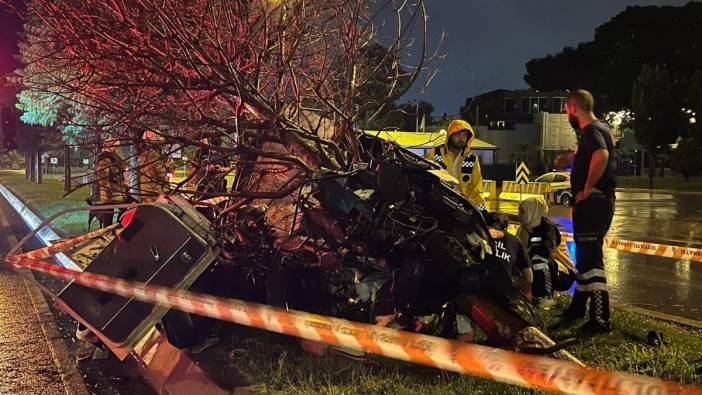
[574, 232, 600, 243]
[531, 254, 549, 264]
[577, 268, 606, 280]
[576, 282, 608, 292]
[532, 262, 549, 271]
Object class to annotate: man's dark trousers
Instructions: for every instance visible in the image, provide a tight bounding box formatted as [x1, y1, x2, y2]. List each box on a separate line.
[570, 193, 615, 325]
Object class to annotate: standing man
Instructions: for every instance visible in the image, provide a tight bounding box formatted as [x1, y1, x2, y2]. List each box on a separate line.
[563, 90, 617, 334]
[426, 120, 486, 212]
[138, 130, 173, 202]
[95, 138, 127, 227]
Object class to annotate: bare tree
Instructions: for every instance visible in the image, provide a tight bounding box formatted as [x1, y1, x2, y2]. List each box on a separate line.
[9, 0, 431, 233]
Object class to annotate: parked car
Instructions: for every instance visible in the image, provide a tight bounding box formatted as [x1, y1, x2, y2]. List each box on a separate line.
[535, 171, 573, 206]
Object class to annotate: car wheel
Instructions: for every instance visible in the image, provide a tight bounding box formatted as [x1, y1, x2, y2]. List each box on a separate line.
[561, 194, 572, 207]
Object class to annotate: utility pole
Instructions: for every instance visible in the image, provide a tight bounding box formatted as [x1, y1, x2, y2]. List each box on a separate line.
[476, 102, 480, 130]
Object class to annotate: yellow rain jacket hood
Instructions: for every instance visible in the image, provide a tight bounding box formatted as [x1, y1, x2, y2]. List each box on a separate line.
[425, 120, 485, 209]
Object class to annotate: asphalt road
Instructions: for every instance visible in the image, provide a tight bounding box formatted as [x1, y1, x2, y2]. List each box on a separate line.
[0, 195, 71, 394]
[491, 189, 702, 322]
[0, 193, 154, 395]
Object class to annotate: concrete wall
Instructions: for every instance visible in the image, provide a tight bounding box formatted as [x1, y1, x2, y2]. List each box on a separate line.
[477, 112, 578, 163]
[536, 113, 578, 151]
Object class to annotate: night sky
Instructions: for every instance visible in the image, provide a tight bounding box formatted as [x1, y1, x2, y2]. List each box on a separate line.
[0, 0, 695, 113]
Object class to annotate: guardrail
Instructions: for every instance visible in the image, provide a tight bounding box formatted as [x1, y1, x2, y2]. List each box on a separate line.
[482, 180, 497, 200]
[499, 181, 552, 201]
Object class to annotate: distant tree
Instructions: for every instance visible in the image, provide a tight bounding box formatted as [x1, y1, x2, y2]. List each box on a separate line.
[438, 112, 450, 127]
[671, 138, 702, 180]
[511, 143, 546, 177]
[397, 100, 434, 131]
[630, 65, 685, 188]
[356, 43, 412, 129]
[686, 71, 702, 140]
[525, 2, 702, 113]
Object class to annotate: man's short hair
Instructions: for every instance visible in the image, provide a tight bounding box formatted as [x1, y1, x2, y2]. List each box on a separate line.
[567, 89, 595, 113]
[487, 212, 510, 231]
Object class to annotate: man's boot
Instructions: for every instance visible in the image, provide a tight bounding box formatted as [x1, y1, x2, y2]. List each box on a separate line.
[562, 290, 589, 321]
[579, 290, 611, 335]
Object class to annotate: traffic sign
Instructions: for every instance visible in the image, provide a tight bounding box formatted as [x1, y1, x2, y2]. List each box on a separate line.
[50, 157, 58, 165]
[516, 162, 530, 185]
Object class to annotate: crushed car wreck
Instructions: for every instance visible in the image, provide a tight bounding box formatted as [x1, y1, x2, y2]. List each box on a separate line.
[51, 135, 580, 369]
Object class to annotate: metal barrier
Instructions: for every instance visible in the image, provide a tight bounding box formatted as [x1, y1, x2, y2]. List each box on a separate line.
[482, 180, 497, 200]
[499, 181, 552, 202]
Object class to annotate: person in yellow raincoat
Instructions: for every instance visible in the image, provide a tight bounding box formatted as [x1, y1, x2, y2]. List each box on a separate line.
[138, 130, 173, 203]
[425, 119, 486, 212]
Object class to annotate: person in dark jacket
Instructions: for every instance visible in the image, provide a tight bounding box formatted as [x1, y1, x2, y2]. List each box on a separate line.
[487, 213, 533, 299]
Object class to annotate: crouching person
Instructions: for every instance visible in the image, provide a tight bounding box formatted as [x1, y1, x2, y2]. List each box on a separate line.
[487, 213, 533, 299]
[517, 196, 573, 308]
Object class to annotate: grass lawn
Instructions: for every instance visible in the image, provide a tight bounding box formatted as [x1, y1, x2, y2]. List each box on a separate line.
[1, 169, 701, 393]
[618, 174, 702, 192]
[0, 169, 91, 236]
[225, 298, 702, 394]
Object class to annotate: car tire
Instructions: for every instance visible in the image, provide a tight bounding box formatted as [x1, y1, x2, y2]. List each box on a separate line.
[561, 194, 572, 207]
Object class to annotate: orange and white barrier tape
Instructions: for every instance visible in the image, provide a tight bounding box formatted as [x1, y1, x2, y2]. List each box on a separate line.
[507, 224, 702, 263]
[15, 224, 118, 262]
[4, 254, 699, 395]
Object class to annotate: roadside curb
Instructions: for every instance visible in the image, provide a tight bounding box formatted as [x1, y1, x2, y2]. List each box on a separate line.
[0, 184, 80, 270]
[615, 304, 702, 330]
[0, 191, 90, 395]
[0, 182, 227, 395]
[22, 275, 91, 395]
[616, 187, 702, 196]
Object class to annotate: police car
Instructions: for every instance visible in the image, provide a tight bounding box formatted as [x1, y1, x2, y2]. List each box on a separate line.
[535, 171, 573, 206]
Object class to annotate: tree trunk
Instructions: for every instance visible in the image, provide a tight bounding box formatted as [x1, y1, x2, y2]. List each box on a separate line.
[91, 145, 99, 201]
[127, 139, 140, 201]
[36, 150, 43, 184]
[29, 151, 36, 182]
[64, 145, 72, 194]
[25, 151, 30, 179]
[649, 149, 655, 189]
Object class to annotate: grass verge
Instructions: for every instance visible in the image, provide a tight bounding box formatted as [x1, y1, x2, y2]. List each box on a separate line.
[220, 297, 702, 394]
[0, 169, 91, 236]
[617, 175, 702, 192]
[2, 169, 701, 393]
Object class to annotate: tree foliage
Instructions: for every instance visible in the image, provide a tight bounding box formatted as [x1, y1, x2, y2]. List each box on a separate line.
[671, 138, 702, 180]
[524, 2, 702, 113]
[11, 0, 431, 206]
[631, 65, 685, 186]
[686, 71, 702, 140]
[631, 65, 683, 151]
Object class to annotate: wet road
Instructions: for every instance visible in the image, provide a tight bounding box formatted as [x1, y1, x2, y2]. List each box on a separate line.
[0, 197, 69, 394]
[490, 189, 702, 322]
[0, 192, 156, 395]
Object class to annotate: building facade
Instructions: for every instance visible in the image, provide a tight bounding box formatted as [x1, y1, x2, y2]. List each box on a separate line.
[461, 89, 577, 164]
